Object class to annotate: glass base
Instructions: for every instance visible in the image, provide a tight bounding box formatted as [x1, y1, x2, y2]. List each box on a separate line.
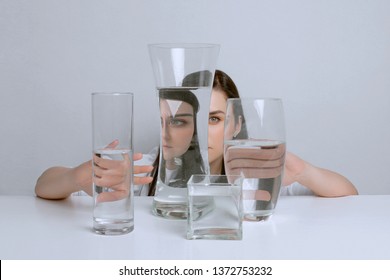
[187, 228, 242, 240]
[152, 199, 214, 220]
[243, 212, 273, 222]
[93, 218, 134, 235]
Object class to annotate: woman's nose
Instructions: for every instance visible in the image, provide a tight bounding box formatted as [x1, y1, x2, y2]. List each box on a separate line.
[161, 120, 171, 140]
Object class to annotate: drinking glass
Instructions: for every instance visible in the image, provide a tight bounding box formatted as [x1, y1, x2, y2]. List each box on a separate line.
[187, 174, 243, 240]
[148, 43, 220, 219]
[224, 98, 286, 221]
[92, 92, 134, 235]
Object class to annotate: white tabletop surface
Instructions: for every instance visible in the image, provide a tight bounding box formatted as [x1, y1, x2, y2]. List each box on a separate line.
[1, 195, 389, 260]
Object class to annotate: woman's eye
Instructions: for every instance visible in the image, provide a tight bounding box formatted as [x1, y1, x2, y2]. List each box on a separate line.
[209, 116, 220, 124]
[169, 119, 185, 126]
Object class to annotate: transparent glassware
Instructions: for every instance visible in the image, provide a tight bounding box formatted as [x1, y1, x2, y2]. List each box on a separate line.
[148, 43, 220, 219]
[224, 98, 286, 221]
[187, 175, 243, 240]
[91, 92, 134, 234]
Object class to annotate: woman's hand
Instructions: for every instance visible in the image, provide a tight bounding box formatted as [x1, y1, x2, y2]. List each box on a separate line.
[92, 151, 131, 202]
[224, 144, 285, 202]
[133, 153, 154, 186]
[92, 141, 153, 202]
[224, 144, 285, 179]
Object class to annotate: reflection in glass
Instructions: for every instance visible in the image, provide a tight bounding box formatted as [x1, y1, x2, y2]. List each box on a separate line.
[149, 44, 220, 219]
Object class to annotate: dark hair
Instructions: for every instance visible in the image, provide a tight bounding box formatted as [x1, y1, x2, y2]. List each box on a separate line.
[158, 88, 199, 112]
[148, 69, 240, 195]
[213, 69, 240, 99]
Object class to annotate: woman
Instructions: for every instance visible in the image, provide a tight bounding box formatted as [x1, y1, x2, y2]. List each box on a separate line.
[35, 70, 358, 199]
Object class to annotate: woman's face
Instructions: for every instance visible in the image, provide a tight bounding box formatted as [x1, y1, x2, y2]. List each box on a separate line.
[208, 89, 228, 173]
[160, 99, 195, 161]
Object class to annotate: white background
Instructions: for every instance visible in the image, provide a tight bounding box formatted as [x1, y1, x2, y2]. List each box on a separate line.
[1, 0, 389, 195]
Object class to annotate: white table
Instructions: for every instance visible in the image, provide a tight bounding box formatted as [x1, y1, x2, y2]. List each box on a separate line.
[1, 195, 389, 260]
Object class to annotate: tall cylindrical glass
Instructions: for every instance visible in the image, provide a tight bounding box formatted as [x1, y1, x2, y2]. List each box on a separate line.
[149, 43, 220, 219]
[92, 92, 134, 234]
[224, 98, 286, 221]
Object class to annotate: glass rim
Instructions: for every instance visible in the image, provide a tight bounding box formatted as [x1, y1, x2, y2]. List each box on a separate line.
[91, 92, 134, 96]
[227, 97, 282, 102]
[148, 43, 220, 49]
[189, 174, 243, 177]
[188, 174, 244, 182]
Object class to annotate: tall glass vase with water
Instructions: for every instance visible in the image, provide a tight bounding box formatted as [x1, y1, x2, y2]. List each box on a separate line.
[148, 43, 220, 219]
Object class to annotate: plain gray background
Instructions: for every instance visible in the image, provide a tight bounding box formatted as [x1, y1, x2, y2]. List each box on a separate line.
[1, 0, 389, 195]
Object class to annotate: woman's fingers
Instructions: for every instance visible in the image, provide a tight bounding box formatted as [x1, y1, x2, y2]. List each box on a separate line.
[133, 152, 143, 161]
[225, 145, 285, 179]
[134, 164, 154, 174]
[93, 155, 129, 188]
[95, 174, 153, 203]
[227, 166, 283, 179]
[225, 157, 284, 178]
[227, 158, 284, 169]
[93, 150, 154, 202]
[105, 140, 119, 149]
[93, 154, 130, 170]
[93, 175, 123, 188]
[243, 190, 272, 202]
[134, 175, 153, 185]
[96, 189, 129, 203]
[225, 145, 285, 162]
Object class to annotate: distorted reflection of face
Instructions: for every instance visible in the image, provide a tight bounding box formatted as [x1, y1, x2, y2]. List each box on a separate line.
[160, 99, 195, 161]
[224, 101, 241, 141]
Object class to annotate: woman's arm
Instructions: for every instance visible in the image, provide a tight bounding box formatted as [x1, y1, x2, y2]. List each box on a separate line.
[282, 152, 358, 197]
[35, 153, 154, 200]
[35, 160, 92, 199]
